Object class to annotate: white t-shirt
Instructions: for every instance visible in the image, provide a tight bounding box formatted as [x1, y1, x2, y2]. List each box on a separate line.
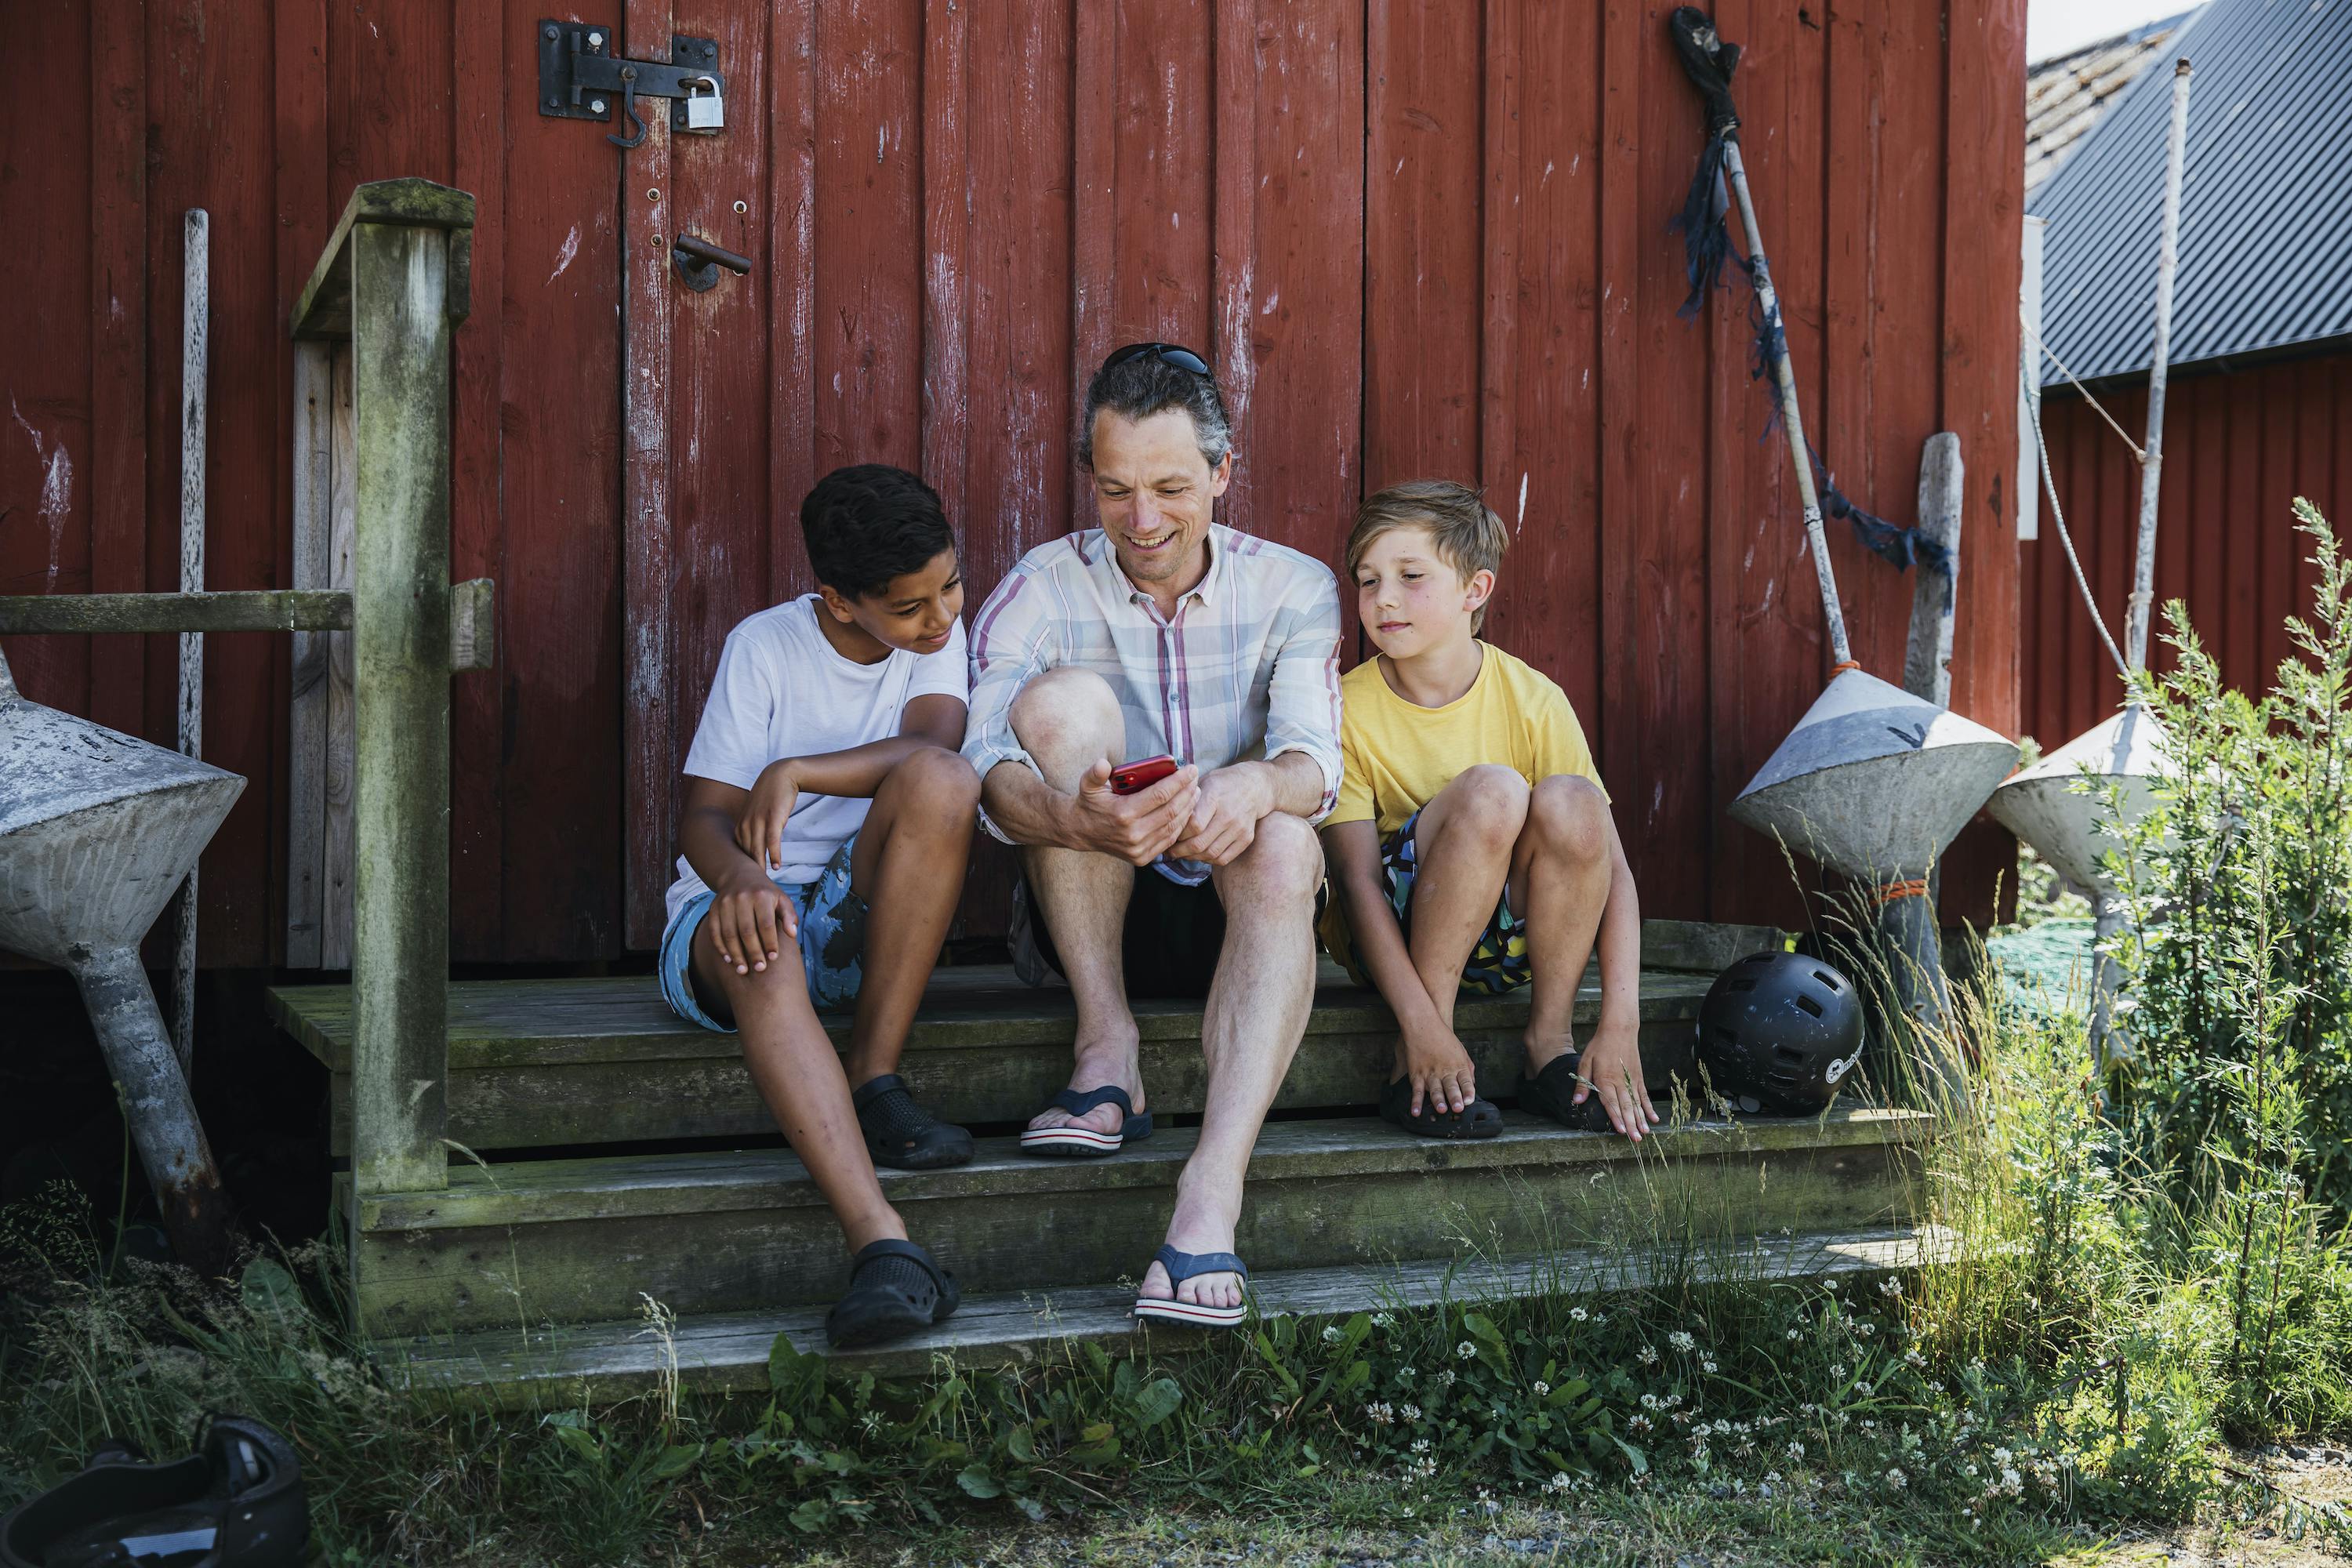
[662, 595, 969, 933]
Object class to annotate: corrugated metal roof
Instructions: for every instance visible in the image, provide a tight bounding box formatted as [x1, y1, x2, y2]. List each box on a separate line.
[2030, 0, 2352, 387]
[2026, 13, 2192, 195]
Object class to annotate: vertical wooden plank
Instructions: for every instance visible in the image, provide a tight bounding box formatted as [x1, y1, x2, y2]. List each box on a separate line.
[1474, 0, 1519, 569]
[1933, 0, 2024, 927]
[2187, 378, 2227, 688]
[504, 0, 626, 960]
[285, 342, 332, 969]
[89, 0, 148, 738]
[924, 0, 973, 542]
[2153, 373, 2194, 678]
[173, 208, 208, 1064]
[1593, 0, 1641, 815]
[322, 350, 358, 970]
[670, 1, 788, 801]
[622, 0, 678, 951]
[1070, 0, 1117, 411]
[448, 0, 508, 961]
[346, 215, 456, 1196]
[2223, 377, 2259, 693]
[1364, 0, 1483, 485]
[1482, 0, 1601, 714]
[1228, 0, 1363, 565]
[1209, 0, 1259, 535]
[1110, 0, 1216, 350]
[769, 0, 819, 606]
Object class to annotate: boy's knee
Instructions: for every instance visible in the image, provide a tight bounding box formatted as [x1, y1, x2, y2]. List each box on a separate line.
[888, 744, 983, 814]
[1530, 775, 1611, 865]
[1442, 764, 1532, 847]
[1009, 666, 1123, 758]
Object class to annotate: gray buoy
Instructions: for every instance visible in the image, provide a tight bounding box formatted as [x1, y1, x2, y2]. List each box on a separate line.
[0, 648, 243, 1266]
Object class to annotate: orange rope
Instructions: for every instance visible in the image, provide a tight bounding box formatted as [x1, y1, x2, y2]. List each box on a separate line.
[1830, 659, 1862, 676]
[1871, 878, 1930, 906]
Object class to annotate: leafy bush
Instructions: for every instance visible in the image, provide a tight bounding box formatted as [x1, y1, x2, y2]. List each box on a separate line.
[2111, 499, 2352, 1213]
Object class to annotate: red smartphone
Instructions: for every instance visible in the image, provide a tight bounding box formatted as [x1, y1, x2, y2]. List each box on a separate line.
[1108, 753, 1178, 795]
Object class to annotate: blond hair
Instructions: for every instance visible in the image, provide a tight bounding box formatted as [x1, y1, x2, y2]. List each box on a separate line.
[1345, 480, 1508, 631]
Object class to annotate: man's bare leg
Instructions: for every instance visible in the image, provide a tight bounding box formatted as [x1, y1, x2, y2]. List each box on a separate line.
[1396, 765, 1530, 1087]
[691, 926, 903, 1252]
[1011, 666, 1145, 1142]
[1137, 811, 1323, 1312]
[840, 746, 982, 1086]
[1508, 775, 1617, 1074]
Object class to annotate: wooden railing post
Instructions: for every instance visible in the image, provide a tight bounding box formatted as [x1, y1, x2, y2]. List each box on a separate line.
[293, 178, 476, 1197]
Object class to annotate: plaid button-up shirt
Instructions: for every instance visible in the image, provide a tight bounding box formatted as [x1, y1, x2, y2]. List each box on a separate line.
[964, 524, 1345, 884]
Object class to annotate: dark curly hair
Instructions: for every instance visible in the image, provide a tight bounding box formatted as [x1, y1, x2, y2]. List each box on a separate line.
[800, 464, 955, 601]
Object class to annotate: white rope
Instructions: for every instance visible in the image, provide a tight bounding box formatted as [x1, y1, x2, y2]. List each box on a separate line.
[2025, 319, 2147, 464]
[2025, 358, 2132, 683]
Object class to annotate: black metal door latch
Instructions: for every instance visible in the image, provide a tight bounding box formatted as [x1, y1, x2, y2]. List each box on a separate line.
[537, 21, 724, 149]
[673, 234, 753, 292]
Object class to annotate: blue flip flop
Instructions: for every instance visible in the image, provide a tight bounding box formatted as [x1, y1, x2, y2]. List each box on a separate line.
[1132, 1244, 1250, 1328]
[1018, 1084, 1156, 1157]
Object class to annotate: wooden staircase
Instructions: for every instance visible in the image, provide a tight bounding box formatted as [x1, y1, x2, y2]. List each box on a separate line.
[266, 920, 1939, 1407]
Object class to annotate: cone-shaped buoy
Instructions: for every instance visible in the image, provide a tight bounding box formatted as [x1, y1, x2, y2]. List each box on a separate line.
[0, 651, 243, 1269]
[1730, 668, 2020, 882]
[1986, 703, 2169, 1066]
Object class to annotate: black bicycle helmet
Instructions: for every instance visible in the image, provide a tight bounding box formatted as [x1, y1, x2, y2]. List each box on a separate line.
[1696, 951, 1865, 1114]
[1, 1415, 307, 1567]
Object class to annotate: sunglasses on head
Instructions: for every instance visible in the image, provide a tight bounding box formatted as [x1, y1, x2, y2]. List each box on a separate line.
[1101, 341, 1211, 377]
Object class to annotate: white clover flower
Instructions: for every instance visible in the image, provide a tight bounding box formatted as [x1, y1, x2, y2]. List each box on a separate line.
[1545, 1472, 1574, 1493]
[1991, 1446, 2012, 1465]
[1399, 1366, 1416, 1379]
[1885, 1467, 1907, 1490]
[1439, 1369, 1457, 1387]
[1856, 1322, 1877, 1337]
[1401, 1403, 1423, 1421]
[1628, 1414, 1653, 1433]
[1965, 1461, 1979, 1477]
[1591, 1311, 1608, 1325]
[1786, 1440, 1806, 1461]
[1904, 1347, 1926, 1367]
[1878, 1277, 1902, 1298]
[1411, 1437, 1431, 1454]
[1570, 1306, 1588, 1322]
[1640, 1392, 1660, 1410]
[1637, 1345, 1659, 1366]
[1372, 1312, 1395, 1328]
[1668, 1330, 1696, 1352]
[1854, 1381, 1873, 1397]
[1831, 1363, 1849, 1378]
[1787, 1328, 1802, 1340]
[1766, 1470, 1784, 1483]
[1323, 1325, 1345, 1343]
[1702, 1359, 1719, 1374]
[1456, 1341, 1478, 1360]
[2000, 1466, 2024, 1496]
[1533, 1381, 1551, 1398]
[1822, 1277, 1841, 1291]
[1666, 1393, 1684, 1408]
[1366, 1402, 1395, 1425]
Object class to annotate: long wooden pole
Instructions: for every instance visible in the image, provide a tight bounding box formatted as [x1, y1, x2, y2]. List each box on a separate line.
[172, 209, 208, 1076]
[1720, 139, 1853, 670]
[2124, 60, 2193, 674]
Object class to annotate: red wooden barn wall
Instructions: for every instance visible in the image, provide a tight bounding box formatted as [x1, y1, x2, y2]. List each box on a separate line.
[0, 0, 2025, 968]
[2022, 351, 2352, 753]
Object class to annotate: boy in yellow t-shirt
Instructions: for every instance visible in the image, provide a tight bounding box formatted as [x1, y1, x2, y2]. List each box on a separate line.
[1319, 481, 1654, 1143]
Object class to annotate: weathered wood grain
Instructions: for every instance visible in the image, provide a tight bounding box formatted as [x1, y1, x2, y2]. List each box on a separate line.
[391, 1223, 1955, 1407]
[285, 343, 336, 969]
[88, 0, 149, 739]
[321, 353, 358, 971]
[345, 214, 459, 1196]
[290, 180, 476, 342]
[349, 1109, 1929, 1334]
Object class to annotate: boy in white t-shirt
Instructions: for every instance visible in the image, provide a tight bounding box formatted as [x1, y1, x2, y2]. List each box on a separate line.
[659, 464, 982, 1348]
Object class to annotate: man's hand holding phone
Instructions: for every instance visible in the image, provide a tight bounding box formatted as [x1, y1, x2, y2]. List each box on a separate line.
[1062, 753, 1197, 866]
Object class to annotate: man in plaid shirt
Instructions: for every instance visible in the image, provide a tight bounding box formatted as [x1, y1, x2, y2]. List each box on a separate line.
[964, 343, 1342, 1327]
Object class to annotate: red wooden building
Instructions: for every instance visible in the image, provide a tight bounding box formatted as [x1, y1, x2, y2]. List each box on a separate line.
[2021, 0, 2352, 750]
[2, 0, 2026, 971]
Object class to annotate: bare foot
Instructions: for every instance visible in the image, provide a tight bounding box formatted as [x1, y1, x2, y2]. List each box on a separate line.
[1025, 1025, 1147, 1141]
[1134, 1197, 1244, 1312]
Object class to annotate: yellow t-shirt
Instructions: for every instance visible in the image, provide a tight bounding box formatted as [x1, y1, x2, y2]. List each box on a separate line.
[1319, 643, 1607, 958]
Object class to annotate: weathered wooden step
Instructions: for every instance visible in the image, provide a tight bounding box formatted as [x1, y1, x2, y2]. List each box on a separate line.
[273, 918, 1779, 1152]
[346, 1107, 1929, 1336]
[387, 1223, 1957, 1408]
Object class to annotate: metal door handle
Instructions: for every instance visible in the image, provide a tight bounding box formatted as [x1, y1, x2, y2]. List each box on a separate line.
[672, 232, 752, 291]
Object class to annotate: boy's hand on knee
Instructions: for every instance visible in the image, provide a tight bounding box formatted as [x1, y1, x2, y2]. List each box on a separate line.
[1575, 1018, 1658, 1142]
[713, 870, 797, 977]
[1401, 1024, 1479, 1117]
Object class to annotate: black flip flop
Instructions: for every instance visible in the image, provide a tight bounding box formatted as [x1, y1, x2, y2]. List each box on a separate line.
[825, 1237, 961, 1348]
[1018, 1085, 1156, 1157]
[853, 1074, 975, 1170]
[1377, 1073, 1504, 1139]
[1516, 1051, 1614, 1131]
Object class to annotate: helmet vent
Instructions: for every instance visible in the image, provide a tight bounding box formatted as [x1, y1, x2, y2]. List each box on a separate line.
[1793, 993, 1824, 1018]
[1814, 970, 1842, 991]
[1724, 978, 1757, 994]
[1773, 1044, 1804, 1062]
[1714, 1026, 1740, 1047]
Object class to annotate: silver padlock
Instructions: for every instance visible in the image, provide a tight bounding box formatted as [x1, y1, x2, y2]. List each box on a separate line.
[681, 76, 724, 132]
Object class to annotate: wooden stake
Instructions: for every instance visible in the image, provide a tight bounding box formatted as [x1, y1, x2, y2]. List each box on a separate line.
[173, 209, 208, 1076]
